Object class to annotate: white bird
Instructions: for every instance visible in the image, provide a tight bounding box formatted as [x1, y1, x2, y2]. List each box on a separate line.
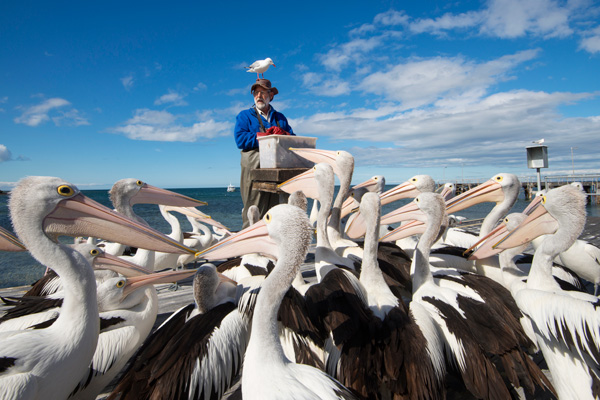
[0, 176, 196, 400]
[494, 184, 600, 399]
[108, 264, 247, 400]
[240, 204, 358, 400]
[246, 57, 275, 79]
[532, 138, 545, 144]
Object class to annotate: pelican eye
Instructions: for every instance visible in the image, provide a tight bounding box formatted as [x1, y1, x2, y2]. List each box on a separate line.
[495, 175, 504, 182]
[504, 217, 509, 223]
[265, 213, 272, 224]
[57, 185, 74, 197]
[136, 180, 144, 186]
[541, 195, 547, 205]
[414, 197, 420, 203]
[336, 151, 341, 156]
[313, 166, 317, 171]
[411, 178, 417, 183]
[89, 249, 99, 256]
[116, 280, 125, 288]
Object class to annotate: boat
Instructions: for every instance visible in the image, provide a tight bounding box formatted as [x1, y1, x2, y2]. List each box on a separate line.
[227, 183, 235, 192]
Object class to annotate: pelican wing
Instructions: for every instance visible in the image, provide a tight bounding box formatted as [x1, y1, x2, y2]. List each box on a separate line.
[516, 288, 600, 371]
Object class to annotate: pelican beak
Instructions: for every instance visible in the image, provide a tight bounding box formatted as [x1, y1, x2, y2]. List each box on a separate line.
[93, 252, 152, 277]
[445, 179, 504, 214]
[123, 268, 197, 298]
[131, 184, 207, 207]
[341, 195, 360, 219]
[522, 195, 543, 215]
[344, 211, 367, 239]
[0, 226, 26, 251]
[278, 167, 319, 199]
[289, 148, 339, 175]
[43, 193, 197, 255]
[197, 219, 277, 260]
[352, 177, 379, 191]
[379, 220, 426, 242]
[465, 223, 508, 260]
[162, 205, 229, 230]
[493, 203, 558, 250]
[379, 181, 420, 206]
[380, 200, 426, 226]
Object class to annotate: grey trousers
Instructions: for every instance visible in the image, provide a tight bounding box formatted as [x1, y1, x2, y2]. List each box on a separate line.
[240, 149, 281, 229]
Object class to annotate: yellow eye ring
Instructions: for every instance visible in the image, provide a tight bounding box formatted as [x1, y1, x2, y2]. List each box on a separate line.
[265, 213, 272, 223]
[136, 180, 144, 186]
[116, 280, 125, 288]
[541, 195, 547, 205]
[495, 175, 504, 182]
[90, 249, 99, 256]
[57, 185, 74, 197]
[411, 178, 417, 183]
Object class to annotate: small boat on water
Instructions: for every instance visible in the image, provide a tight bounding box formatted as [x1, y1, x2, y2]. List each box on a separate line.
[227, 183, 235, 192]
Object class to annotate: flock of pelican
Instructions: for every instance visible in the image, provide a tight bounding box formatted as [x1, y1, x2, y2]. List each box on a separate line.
[1, 147, 600, 400]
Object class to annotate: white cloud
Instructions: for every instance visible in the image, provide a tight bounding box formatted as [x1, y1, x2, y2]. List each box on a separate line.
[14, 97, 85, 127]
[319, 36, 383, 71]
[154, 91, 188, 106]
[194, 82, 207, 91]
[374, 10, 409, 26]
[579, 26, 600, 53]
[409, 10, 483, 34]
[357, 50, 539, 109]
[0, 145, 12, 162]
[481, 0, 573, 38]
[292, 89, 599, 170]
[112, 109, 233, 142]
[121, 75, 134, 90]
[301, 72, 351, 96]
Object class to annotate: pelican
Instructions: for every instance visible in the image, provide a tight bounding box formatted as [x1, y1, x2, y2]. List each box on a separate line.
[240, 204, 358, 399]
[108, 264, 247, 400]
[345, 174, 435, 240]
[102, 178, 207, 257]
[287, 148, 359, 255]
[0, 176, 196, 400]
[494, 184, 600, 399]
[382, 192, 554, 398]
[0, 243, 150, 332]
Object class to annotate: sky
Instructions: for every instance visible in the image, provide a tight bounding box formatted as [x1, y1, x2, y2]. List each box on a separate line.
[1, 0, 599, 190]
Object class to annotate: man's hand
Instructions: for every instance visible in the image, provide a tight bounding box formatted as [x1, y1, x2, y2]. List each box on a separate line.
[257, 126, 290, 137]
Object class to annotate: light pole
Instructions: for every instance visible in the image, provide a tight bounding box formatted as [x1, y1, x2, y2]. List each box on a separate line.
[571, 147, 578, 175]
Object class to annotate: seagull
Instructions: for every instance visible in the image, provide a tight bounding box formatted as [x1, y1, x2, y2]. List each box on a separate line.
[246, 58, 275, 79]
[532, 138, 545, 144]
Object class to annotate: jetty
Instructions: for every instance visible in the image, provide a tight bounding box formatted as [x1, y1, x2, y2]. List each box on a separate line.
[440, 173, 600, 203]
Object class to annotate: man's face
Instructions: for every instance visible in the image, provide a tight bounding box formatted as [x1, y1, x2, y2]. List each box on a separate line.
[253, 89, 272, 112]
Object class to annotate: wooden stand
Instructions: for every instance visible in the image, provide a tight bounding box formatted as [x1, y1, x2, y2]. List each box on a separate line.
[250, 168, 309, 194]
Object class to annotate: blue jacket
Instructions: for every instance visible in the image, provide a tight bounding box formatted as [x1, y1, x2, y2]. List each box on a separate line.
[234, 106, 294, 151]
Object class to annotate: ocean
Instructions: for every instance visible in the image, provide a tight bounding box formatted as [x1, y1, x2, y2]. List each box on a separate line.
[1, 185, 599, 289]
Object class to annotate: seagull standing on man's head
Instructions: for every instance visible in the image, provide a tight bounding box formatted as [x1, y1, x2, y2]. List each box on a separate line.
[246, 58, 275, 79]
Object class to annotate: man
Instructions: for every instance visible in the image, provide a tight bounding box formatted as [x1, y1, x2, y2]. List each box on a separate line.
[234, 79, 294, 228]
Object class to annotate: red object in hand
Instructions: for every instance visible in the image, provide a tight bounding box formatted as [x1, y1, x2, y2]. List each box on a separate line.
[257, 126, 291, 137]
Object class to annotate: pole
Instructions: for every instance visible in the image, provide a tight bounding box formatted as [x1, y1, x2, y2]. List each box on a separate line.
[536, 168, 541, 193]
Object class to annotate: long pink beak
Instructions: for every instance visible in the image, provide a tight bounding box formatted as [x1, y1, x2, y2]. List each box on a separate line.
[379, 220, 426, 243]
[197, 219, 277, 260]
[44, 193, 198, 255]
[131, 184, 207, 207]
[493, 204, 558, 250]
[466, 223, 508, 260]
[289, 148, 339, 175]
[278, 167, 320, 199]
[445, 179, 504, 214]
[123, 268, 198, 298]
[93, 251, 153, 277]
[162, 205, 230, 231]
[0, 226, 26, 251]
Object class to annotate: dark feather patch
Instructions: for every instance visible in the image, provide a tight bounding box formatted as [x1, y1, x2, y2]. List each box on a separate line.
[0, 295, 62, 322]
[0, 357, 17, 374]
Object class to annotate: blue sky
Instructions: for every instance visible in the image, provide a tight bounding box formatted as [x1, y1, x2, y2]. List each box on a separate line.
[1, 0, 599, 190]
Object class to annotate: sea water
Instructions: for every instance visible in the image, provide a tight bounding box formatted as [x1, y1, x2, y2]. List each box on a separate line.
[1, 186, 599, 289]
